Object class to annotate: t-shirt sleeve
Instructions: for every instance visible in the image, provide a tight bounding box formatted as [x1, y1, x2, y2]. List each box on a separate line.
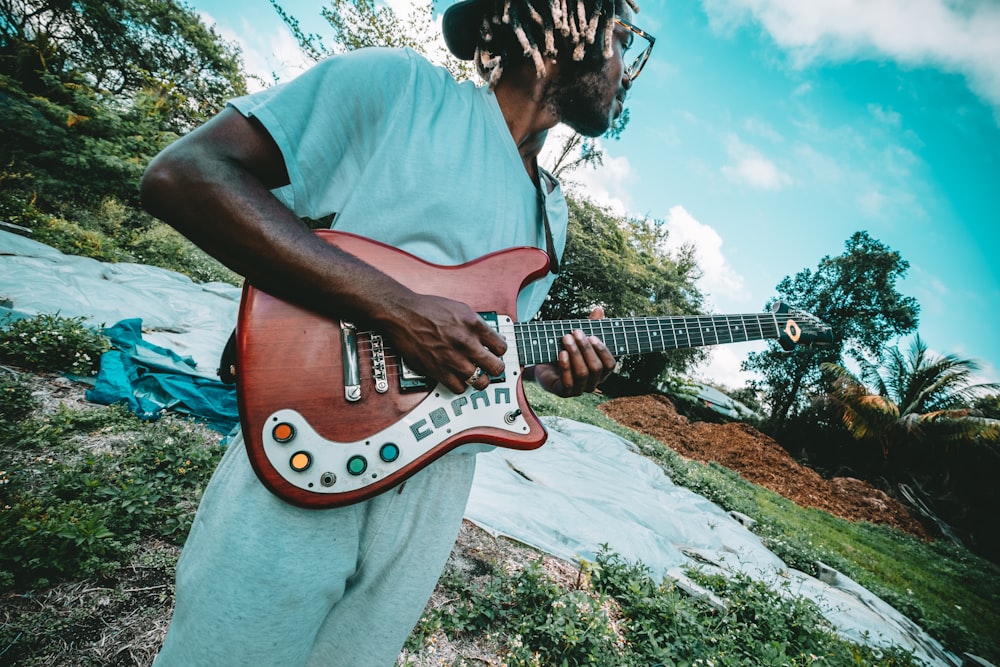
[228, 48, 418, 219]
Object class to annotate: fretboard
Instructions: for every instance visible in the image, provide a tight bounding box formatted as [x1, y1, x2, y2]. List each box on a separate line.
[515, 313, 781, 366]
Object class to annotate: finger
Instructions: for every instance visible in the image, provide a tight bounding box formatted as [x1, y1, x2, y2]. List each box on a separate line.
[471, 349, 506, 379]
[559, 333, 591, 396]
[557, 348, 575, 395]
[460, 364, 486, 392]
[570, 330, 614, 393]
[470, 317, 508, 359]
[463, 321, 507, 378]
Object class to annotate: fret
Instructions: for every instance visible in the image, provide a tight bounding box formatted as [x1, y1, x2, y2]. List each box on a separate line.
[704, 316, 719, 346]
[607, 320, 617, 354]
[719, 315, 732, 344]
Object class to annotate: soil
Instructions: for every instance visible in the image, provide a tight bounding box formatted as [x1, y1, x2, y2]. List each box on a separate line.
[599, 393, 931, 540]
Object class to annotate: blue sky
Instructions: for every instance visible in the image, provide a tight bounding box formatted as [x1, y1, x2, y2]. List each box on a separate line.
[191, 0, 1000, 390]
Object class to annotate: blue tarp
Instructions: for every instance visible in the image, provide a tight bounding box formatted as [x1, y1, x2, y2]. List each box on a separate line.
[86, 318, 238, 432]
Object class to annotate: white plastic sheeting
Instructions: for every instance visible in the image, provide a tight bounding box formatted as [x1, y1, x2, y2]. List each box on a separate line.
[0, 230, 959, 665]
[0, 230, 239, 378]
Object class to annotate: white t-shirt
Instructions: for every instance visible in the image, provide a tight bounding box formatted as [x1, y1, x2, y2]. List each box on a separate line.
[230, 47, 566, 321]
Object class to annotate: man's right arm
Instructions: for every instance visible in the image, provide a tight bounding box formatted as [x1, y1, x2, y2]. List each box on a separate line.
[140, 108, 507, 394]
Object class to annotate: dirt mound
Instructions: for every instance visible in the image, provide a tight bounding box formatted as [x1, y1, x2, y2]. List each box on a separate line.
[600, 394, 930, 539]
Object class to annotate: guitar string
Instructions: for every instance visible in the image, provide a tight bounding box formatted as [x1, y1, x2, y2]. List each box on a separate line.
[341, 312, 808, 380]
[347, 315, 816, 355]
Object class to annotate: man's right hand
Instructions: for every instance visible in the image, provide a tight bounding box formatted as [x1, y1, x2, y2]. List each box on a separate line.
[377, 292, 508, 395]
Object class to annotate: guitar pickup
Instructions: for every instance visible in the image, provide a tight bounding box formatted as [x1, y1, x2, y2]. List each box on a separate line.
[399, 311, 506, 391]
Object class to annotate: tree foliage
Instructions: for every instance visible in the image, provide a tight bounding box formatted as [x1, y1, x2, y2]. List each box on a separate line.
[973, 394, 1000, 420]
[2, 0, 246, 127]
[823, 336, 1000, 463]
[744, 231, 920, 426]
[539, 198, 705, 384]
[1, 0, 246, 214]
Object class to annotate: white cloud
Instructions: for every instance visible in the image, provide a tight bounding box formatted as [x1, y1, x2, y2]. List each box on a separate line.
[858, 188, 888, 217]
[200, 11, 314, 91]
[540, 134, 749, 311]
[542, 127, 635, 215]
[661, 205, 747, 306]
[702, 0, 1000, 120]
[868, 103, 902, 127]
[720, 134, 793, 189]
[692, 341, 767, 387]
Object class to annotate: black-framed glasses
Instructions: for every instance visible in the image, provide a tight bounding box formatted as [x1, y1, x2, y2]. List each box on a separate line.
[614, 17, 656, 81]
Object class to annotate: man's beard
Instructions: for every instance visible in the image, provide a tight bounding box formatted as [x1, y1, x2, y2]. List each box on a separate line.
[546, 57, 619, 138]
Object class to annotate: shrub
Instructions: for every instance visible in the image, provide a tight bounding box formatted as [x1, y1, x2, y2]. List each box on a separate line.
[131, 224, 240, 285]
[414, 558, 633, 666]
[0, 403, 223, 590]
[0, 372, 37, 424]
[0, 313, 110, 376]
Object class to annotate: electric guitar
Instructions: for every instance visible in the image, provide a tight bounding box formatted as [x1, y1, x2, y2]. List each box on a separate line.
[235, 230, 833, 508]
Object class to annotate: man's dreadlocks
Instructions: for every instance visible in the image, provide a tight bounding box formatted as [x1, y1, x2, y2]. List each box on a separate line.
[474, 0, 640, 89]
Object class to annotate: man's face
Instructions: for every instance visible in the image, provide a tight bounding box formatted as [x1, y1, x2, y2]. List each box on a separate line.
[547, 8, 634, 137]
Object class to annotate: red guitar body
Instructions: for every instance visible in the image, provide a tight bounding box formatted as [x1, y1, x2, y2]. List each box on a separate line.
[235, 230, 553, 509]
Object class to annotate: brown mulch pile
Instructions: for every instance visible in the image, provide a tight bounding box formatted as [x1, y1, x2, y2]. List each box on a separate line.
[599, 394, 930, 539]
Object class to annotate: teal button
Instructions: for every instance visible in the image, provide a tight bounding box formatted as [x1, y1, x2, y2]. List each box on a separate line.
[347, 455, 367, 476]
[380, 443, 400, 463]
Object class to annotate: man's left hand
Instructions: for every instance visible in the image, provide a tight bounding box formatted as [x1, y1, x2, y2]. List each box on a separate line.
[529, 306, 616, 397]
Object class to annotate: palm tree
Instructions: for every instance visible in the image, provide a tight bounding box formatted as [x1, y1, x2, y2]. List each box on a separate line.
[822, 335, 1000, 463]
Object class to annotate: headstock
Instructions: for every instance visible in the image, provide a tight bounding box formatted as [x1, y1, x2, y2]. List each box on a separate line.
[772, 301, 834, 351]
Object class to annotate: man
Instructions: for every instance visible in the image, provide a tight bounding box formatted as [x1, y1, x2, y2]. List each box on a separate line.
[141, 0, 653, 663]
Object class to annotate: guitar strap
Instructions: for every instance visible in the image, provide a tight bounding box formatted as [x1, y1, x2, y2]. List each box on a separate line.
[535, 161, 561, 275]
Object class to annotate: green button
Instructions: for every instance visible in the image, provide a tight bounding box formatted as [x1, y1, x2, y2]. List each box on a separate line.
[347, 455, 367, 476]
[380, 443, 400, 463]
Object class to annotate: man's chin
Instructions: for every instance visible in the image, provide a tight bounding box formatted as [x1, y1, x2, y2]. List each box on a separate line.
[564, 110, 615, 138]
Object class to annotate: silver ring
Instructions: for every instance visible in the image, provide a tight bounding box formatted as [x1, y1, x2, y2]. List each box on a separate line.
[464, 366, 483, 386]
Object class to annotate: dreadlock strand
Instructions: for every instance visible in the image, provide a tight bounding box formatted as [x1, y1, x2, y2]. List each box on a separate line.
[583, 12, 600, 44]
[602, 16, 614, 58]
[575, 0, 588, 38]
[543, 20, 557, 56]
[512, 0, 550, 78]
[549, 0, 564, 37]
[524, 0, 556, 58]
[557, 0, 570, 37]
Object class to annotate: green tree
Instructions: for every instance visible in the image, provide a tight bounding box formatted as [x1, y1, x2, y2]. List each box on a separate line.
[1, 0, 246, 215]
[973, 394, 1000, 420]
[539, 198, 705, 385]
[2, 0, 246, 130]
[744, 231, 919, 426]
[823, 336, 1000, 464]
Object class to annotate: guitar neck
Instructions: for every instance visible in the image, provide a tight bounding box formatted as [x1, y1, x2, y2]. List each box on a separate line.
[514, 313, 782, 366]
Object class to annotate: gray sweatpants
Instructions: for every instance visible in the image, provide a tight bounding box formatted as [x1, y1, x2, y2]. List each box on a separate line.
[154, 430, 476, 666]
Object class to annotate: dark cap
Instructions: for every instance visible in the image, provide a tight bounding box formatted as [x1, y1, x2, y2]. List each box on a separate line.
[442, 0, 492, 60]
